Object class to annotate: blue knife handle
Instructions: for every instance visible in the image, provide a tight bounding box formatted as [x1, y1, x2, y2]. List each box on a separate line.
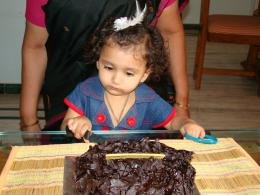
[184, 133, 218, 144]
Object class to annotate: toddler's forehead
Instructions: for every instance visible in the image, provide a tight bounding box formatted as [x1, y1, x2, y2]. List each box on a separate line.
[105, 39, 146, 59]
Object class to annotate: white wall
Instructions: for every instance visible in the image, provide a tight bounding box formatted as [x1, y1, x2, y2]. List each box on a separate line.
[0, 0, 256, 83]
[0, 0, 25, 83]
[182, 0, 256, 24]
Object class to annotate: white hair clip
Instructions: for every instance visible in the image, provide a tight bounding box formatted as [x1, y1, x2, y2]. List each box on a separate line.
[113, 0, 147, 31]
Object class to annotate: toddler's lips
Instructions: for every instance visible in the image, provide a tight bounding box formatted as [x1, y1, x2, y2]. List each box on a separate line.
[108, 86, 123, 93]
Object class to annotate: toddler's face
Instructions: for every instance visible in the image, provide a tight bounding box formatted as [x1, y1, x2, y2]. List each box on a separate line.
[97, 41, 150, 96]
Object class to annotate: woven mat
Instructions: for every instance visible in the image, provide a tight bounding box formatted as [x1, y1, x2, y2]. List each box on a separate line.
[0, 138, 260, 195]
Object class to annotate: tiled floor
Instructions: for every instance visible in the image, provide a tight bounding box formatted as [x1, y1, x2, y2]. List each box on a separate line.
[0, 34, 260, 130]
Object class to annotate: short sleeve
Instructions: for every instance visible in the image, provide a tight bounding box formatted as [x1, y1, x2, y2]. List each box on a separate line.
[64, 84, 86, 116]
[149, 0, 189, 26]
[25, 0, 47, 27]
[160, 0, 189, 13]
[148, 96, 176, 128]
[178, 0, 189, 12]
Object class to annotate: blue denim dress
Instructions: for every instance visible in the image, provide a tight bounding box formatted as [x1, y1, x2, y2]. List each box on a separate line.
[64, 77, 176, 130]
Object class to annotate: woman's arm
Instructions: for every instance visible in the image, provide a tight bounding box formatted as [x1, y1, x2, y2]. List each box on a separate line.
[19, 22, 48, 131]
[156, 2, 190, 117]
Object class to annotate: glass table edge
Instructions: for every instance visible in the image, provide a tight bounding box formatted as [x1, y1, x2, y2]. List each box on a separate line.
[0, 129, 259, 136]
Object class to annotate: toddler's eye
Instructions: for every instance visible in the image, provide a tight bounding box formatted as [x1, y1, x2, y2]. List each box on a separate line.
[126, 71, 134, 76]
[104, 65, 113, 71]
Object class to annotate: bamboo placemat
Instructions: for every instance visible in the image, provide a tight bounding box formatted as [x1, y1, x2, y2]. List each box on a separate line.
[0, 138, 260, 195]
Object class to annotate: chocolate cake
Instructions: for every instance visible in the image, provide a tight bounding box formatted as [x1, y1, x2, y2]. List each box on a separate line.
[73, 138, 196, 195]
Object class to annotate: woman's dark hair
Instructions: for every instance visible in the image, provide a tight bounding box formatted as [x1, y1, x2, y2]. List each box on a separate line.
[84, 18, 169, 79]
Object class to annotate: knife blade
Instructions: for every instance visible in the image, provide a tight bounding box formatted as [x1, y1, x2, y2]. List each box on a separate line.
[65, 127, 182, 142]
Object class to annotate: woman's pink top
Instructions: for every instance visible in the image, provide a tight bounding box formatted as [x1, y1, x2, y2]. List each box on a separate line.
[25, 0, 48, 27]
[25, 0, 188, 27]
[150, 0, 188, 26]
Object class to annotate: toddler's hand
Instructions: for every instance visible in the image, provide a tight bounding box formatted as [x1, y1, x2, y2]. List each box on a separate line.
[67, 116, 92, 139]
[181, 121, 205, 138]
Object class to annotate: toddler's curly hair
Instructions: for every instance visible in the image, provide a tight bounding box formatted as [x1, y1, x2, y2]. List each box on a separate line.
[85, 18, 169, 80]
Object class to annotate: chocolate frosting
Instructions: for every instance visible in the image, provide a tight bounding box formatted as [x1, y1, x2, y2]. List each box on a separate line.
[74, 138, 196, 195]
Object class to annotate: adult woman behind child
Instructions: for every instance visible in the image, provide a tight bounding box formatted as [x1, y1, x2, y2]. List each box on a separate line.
[20, 0, 190, 130]
[61, 10, 205, 139]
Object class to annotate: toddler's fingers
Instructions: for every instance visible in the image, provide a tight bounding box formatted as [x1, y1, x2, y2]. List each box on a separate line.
[199, 129, 206, 138]
[74, 132, 82, 140]
[72, 126, 81, 139]
[88, 122, 92, 131]
[191, 130, 199, 138]
[74, 122, 89, 138]
[180, 127, 185, 135]
[79, 125, 88, 138]
[81, 123, 92, 138]
[67, 119, 76, 131]
[188, 128, 200, 138]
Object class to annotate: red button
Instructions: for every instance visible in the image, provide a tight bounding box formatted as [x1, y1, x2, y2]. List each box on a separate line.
[96, 113, 106, 124]
[127, 117, 136, 127]
[102, 126, 109, 131]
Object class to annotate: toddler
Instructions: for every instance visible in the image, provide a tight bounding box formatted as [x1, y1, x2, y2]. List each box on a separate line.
[61, 4, 205, 139]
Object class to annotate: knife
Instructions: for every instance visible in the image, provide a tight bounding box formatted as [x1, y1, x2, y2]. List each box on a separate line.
[65, 126, 182, 137]
[65, 127, 217, 144]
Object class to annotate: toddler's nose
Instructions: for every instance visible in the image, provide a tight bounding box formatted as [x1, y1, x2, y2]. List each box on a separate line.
[112, 72, 121, 84]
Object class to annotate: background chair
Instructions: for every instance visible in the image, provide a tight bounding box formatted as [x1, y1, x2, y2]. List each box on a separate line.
[242, 4, 260, 75]
[193, 0, 260, 96]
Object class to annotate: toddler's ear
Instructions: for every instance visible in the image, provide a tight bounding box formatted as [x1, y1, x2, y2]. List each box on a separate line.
[140, 69, 151, 83]
[96, 61, 100, 69]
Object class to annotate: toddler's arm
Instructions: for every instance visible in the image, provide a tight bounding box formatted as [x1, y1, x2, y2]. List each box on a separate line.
[61, 108, 92, 139]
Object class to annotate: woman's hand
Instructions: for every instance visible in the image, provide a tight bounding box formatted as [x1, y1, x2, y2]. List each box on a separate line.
[180, 120, 205, 138]
[67, 116, 92, 139]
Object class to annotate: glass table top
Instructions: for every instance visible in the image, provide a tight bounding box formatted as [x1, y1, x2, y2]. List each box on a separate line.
[0, 129, 259, 145]
[0, 129, 259, 173]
